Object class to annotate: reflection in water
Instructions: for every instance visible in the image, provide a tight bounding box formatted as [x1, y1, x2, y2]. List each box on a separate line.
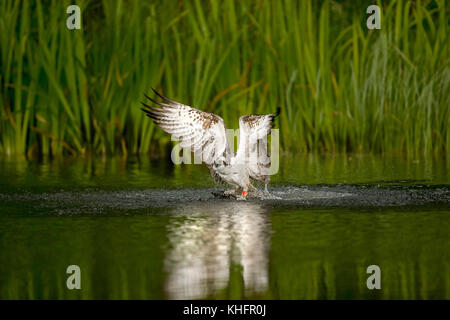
[164, 202, 270, 299]
[0, 156, 449, 299]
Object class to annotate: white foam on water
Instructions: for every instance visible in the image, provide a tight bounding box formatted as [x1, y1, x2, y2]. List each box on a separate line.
[273, 186, 354, 200]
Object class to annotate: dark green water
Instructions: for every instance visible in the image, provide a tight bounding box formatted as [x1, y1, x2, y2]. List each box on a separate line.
[0, 154, 449, 299]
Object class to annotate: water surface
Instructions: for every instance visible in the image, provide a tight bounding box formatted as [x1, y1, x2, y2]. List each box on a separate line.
[0, 154, 449, 299]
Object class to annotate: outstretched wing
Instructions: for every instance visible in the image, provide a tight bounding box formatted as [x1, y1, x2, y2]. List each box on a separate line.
[235, 108, 280, 180]
[141, 89, 231, 165]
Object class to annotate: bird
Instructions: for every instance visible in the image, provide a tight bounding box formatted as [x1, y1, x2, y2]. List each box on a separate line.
[140, 88, 280, 200]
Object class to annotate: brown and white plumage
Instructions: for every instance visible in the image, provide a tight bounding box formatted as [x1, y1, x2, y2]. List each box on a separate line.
[141, 89, 279, 199]
[236, 113, 278, 190]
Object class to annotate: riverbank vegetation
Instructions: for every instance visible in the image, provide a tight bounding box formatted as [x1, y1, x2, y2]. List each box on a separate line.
[1, 0, 448, 157]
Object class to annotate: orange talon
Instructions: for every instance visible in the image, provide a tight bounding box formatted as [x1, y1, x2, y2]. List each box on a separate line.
[241, 191, 248, 196]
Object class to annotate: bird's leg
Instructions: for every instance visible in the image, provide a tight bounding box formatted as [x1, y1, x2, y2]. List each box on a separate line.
[248, 183, 263, 198]
[236, 188, 248, 201]
[261, 182, 281, 199]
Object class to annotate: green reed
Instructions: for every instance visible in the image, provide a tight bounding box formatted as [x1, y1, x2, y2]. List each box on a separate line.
[0, 0, 448, 157]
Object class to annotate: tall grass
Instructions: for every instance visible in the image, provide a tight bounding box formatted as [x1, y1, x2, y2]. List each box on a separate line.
[0, 0, 448, 157]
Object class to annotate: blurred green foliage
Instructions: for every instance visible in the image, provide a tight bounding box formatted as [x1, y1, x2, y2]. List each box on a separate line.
[0, 0, 448, 156]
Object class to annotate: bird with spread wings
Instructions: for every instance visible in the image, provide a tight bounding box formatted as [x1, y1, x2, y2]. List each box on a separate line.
[141, 89, 280, 200]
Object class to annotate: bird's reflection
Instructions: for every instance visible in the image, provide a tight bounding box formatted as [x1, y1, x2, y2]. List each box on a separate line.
[164, 201, 270, 299]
